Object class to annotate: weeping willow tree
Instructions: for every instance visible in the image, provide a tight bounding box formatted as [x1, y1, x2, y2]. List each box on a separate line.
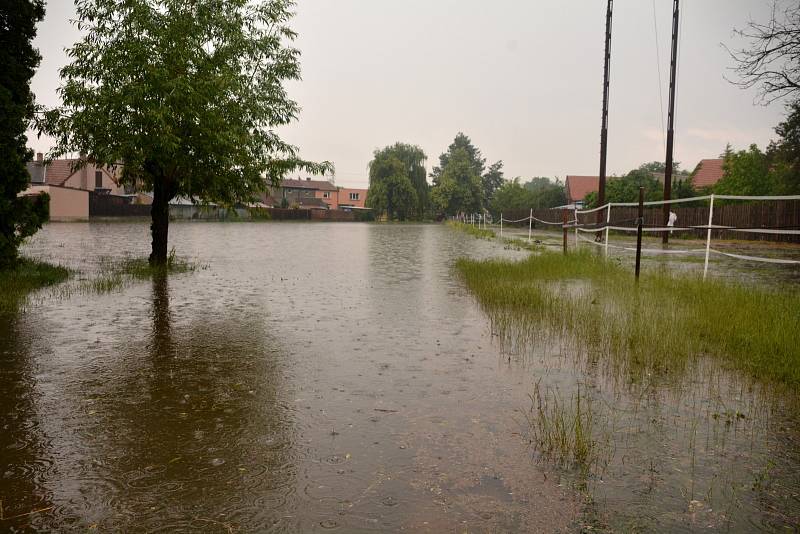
[42, 0, 330, 264]
[366, 143, 428, 220]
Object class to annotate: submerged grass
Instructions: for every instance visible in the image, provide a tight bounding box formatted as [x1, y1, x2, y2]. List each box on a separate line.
[0, 259, 70, 311]
[86, 251, 200, 294]
[525, 381, 610, 477]
[456, 249, 800, 387]
[446, 220, 496, 239]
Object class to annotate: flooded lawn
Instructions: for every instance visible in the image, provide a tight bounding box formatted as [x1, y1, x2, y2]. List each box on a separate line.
[2, 222, 576, 532]
[2, 222, 799, 532]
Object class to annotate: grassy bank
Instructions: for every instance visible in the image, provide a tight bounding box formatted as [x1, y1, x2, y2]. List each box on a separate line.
[446, 220, 496, 239]
[456, 249, 800, 387]
[0, 259, 70, 311]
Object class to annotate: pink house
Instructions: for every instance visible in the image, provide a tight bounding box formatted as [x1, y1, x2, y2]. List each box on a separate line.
[26, 153, 125, 195]
[269, 177, 368, 211]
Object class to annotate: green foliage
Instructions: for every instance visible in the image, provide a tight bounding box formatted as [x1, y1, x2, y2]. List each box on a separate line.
[0, 0, 48, 267]
[430, 132, 485, 186]
[430, 147, 483, 216]
[366, 143, 427, 219]
[714, 144, 776, 196]
[490, 176, 566, 215]
[768, 100, 800, 194]
[366, 150, 418, 220]
[584, 162, 694, 209]
[41, 0, 330, 262]
[482, 160, 505, 204]
[0, 258, 69, 312]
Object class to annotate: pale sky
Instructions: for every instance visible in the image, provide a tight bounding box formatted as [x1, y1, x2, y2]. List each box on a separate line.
[28, 0, 787, 188]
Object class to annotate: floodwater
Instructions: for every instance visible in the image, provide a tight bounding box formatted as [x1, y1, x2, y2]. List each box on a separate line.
[3, 222, 799, 532]
[3, 222, 576, 532]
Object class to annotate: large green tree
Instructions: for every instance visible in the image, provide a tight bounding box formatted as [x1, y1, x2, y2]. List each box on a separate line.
[366, 151, 418, 220]
[430, 133, 485, 187]
[367, 143, 427, 218]
[0, 0, 49, 268]
[430, 147, 483, 216]
[768, 100, 800, 194]
[42, 0, 328, 264]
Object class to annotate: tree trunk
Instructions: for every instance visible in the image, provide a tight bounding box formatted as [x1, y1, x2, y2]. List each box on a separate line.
[149, 170, 178, 265]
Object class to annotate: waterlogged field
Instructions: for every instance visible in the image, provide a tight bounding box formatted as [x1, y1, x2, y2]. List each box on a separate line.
[3, 222, 577, 532]
[2, 221, 798, 532]
[457, 243, 800, 531]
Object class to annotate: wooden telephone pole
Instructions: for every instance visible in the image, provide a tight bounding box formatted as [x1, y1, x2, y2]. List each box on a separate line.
[662, 0, 680, 244]
[598, 0, 613, 232]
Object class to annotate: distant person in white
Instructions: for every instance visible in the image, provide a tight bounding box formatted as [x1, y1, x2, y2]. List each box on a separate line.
[667, 211, 678, 234]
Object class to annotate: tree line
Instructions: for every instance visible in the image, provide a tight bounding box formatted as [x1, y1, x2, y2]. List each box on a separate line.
[365, 133, 566, 220]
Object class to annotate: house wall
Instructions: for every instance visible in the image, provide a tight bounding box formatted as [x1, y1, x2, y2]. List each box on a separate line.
[62, 165, 125, 195]
[314, 189, 338, 209]
[336, 188, 367, 209]
[23, 185, 89, 221]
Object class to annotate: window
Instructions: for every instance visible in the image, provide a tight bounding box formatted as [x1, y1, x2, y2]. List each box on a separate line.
[323, 192, 331, 199]
[349, 192, 360, 201]
[95, 171, 103, 188]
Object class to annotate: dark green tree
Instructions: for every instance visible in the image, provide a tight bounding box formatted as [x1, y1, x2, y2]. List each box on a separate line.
[481, 160, 504, 204]
[42, 0, 329, 264]
[430, 133, 485, 187]
[0, 0, 49, 268]
[715, 144, 776, 196]
[366, 151, 417, 220]
[584, 168, 663, 208]
[430, 147, 483, 215]
[368, 143, 427, 218]
[523, 177, 567, 209]
[768, 100, 800, 194]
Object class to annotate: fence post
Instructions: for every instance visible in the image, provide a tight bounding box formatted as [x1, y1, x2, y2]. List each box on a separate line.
[528, 208, 533, 243]
[635, 187, 644, 280]
[703, 194, 715, 280]
[574, 206, 579, 247]
[605, 204, 611, 257]
[500, 213, 503, 238]
[562, 208, 568, 254]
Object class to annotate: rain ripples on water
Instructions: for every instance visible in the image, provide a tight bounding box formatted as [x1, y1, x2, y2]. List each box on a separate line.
[0, 222, 798, 532]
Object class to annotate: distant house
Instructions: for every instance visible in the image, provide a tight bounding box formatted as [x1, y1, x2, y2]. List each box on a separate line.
[692, 159, 725, 190]
[21, 153, 127, 221]
[266, 177, 368, 210]
[26, 153, 125, 195]
[565, 175, 599, 205]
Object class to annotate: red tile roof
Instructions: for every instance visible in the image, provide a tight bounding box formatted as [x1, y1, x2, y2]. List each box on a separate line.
[565, 175, 599, 202]
[44, 159, 80, 186]
[692, 159, 725, 189]
[280, 178, 337, 191]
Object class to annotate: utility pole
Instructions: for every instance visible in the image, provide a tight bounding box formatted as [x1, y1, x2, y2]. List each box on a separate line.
[598, 0, 613, 235]
[662, 0, 680, 244]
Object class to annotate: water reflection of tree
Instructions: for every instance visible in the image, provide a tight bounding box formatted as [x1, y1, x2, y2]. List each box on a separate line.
[82, 274, 298, 531]
[0, 308, 55, 530]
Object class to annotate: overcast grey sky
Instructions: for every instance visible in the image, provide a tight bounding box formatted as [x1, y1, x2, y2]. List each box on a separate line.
[28, 0, 785, 188]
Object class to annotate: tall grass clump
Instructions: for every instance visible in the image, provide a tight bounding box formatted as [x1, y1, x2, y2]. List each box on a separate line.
[525, 381, 609, 476]
[0, 259, 70, 311]
[456, 249, 800, 387]
[446, 220, 496, 240]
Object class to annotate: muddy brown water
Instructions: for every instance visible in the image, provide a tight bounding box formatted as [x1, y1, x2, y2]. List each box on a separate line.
[3, 222, 575, 533]
[2, 222, 799, 532]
